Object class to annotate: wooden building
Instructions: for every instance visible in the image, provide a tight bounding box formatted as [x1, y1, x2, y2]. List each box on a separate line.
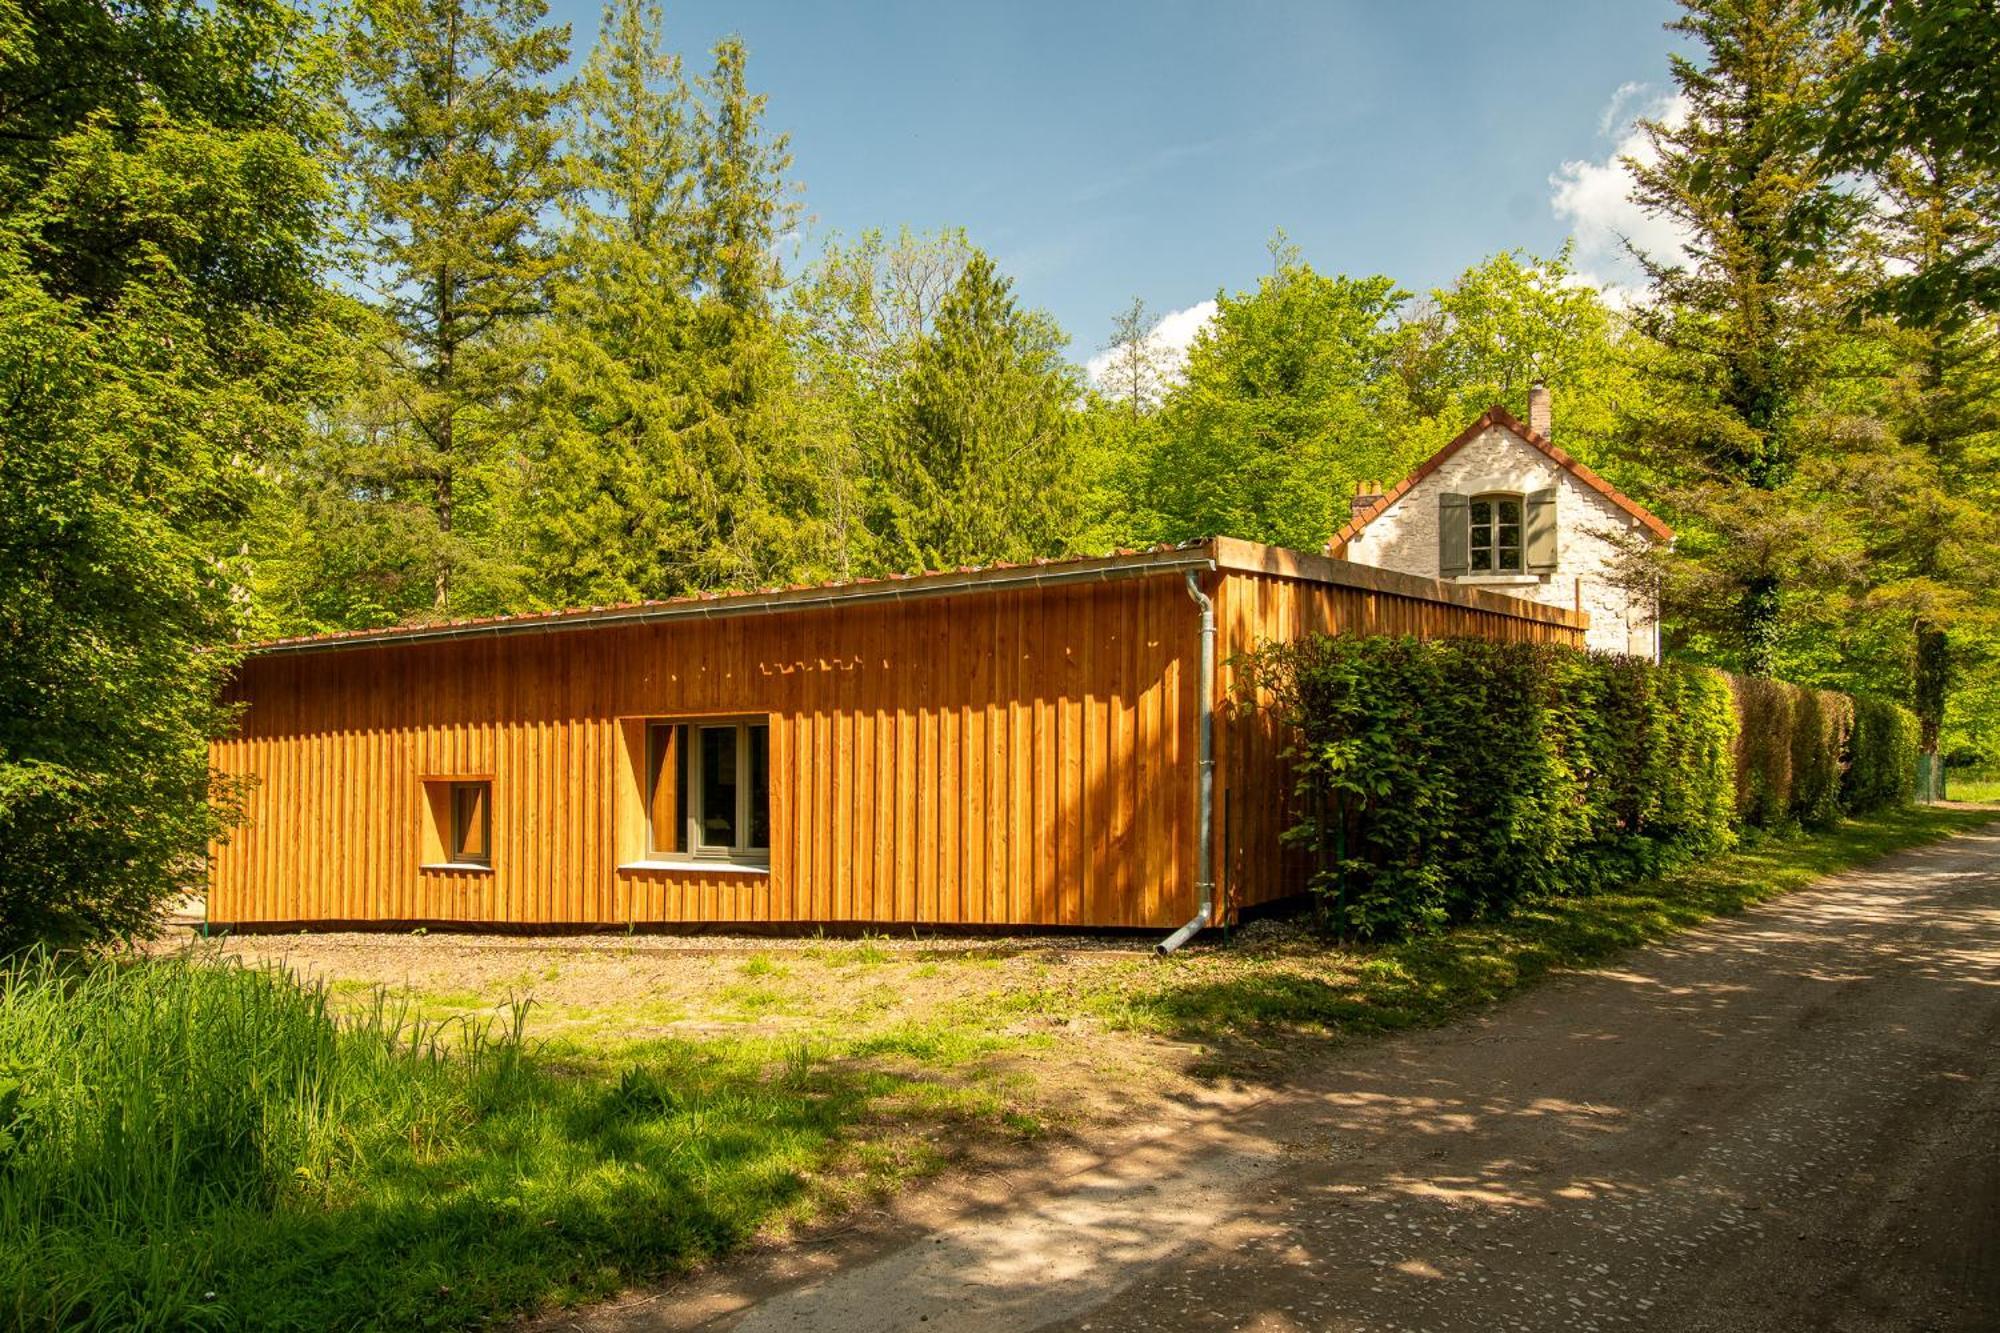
[207, 536, 1585, 935]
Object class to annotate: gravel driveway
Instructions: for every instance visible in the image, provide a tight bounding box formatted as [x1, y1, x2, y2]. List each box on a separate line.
[565, 821, 2000, 1333]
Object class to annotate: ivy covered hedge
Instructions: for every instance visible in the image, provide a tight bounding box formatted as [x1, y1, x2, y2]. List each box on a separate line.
[1243, 635, 1922, 938]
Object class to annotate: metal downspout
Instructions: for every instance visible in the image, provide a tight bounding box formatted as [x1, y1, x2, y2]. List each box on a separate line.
[1158, 569, 1216, 955]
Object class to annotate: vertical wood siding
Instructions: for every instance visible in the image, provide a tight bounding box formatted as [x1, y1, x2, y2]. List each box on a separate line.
[209, 576, 1203, 929]
[209, 539, 1587, 932]
[1208, 538, 1589, 917]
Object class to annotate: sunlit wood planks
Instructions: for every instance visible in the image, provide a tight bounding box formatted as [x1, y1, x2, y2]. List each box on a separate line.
[207, 539, 1586, 931]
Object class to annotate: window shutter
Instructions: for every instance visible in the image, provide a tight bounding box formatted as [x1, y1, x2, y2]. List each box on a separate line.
[1525, 488, 1559, 573]
[1438, 493, 1470, 577]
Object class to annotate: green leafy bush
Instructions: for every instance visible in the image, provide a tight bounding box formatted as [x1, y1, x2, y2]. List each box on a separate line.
[1244, 634, 1920, 938]
[1845, 696, 1920, 812]
[1727, 678, 1852, 831]
[1787, 688, 1848, 831]
[1724, 676, 1909, 830]
[1730, 675, 1794, 828]
[1243, 637, 1740, 938]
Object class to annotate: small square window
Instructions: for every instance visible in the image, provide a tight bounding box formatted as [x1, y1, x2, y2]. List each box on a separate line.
[422, 776, 494, 871]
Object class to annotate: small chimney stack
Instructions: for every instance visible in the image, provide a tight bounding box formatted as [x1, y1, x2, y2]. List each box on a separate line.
[1351, 478, 1385, 520]
[1528, 381, 1553, 440]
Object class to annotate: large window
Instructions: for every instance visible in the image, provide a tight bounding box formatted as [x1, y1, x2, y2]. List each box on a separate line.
[647, 719, 770, 863]
[1469, 493, 1523, 573]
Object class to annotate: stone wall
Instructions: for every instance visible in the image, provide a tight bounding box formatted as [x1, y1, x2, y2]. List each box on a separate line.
[1341, 425, 1660, 657]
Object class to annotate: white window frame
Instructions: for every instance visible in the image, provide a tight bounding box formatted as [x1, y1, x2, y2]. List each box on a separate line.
[1468, 492, 1525, 574]
[646, 717, 770, 866]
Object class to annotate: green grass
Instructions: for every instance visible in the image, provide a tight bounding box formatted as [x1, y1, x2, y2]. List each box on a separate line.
[1097, 804, 1998, 1050]
[0, 955, 1022, 1331]
[717, 982, 792, 1016]
[737, 952, 785, 978]
[1947, 776, 2000, 802]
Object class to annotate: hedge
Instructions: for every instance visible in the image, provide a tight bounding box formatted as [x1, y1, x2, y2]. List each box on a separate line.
[1844, 695, 1921, 813]
[1242, 634, 1922, 939]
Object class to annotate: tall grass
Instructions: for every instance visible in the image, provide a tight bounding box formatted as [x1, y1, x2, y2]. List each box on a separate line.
[0, 951, 893, 1330]
[0, 952, 529, 1328]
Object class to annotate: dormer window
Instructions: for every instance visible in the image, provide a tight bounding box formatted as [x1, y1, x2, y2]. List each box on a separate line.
[1469, 494, 1523, 573]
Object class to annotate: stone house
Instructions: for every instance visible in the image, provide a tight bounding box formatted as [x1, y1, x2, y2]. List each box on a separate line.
[1328, 387, 1673, 658]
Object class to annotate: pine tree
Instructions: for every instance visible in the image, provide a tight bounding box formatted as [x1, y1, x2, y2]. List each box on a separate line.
[875, 254, 1083, 570]
[674, 34, 803, 588]
[343, 0, 570, 614]
[519, 0, 705, 606]
[1839, 148, 2000, 756]
[695, 37, 793, 318]
[1071, 296, 1175, 554]
[1820, 0, 2000, 322]
[791, 227, 975, 577]
[1623, 0, 1861, 676]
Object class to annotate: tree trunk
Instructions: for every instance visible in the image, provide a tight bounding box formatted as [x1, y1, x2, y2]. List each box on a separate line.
[1739, 574, 1780, 678]
[1914, 621, 1948, 755]
[433, 459, 452, 612]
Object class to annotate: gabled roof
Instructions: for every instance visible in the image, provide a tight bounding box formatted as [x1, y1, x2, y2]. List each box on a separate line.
[1328, 405, 1675, 553]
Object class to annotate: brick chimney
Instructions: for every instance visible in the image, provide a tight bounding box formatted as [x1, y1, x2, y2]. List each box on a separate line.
[1528, 381, 1553, 440]
[1350, 478, 1385, 520]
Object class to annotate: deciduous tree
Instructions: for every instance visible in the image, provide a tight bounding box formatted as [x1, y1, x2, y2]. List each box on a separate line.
[1391, 247, 1639, 467]
[1138, 259, 1409, 551]
[0, 0, 340, 949]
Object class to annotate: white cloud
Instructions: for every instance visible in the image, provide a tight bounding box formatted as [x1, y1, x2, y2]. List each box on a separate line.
[1147, 300, 1216, 365]
[1084, 298, 1217, 395]
[1550, 87, 1695, 304]
[1596, 81, 1650, 137]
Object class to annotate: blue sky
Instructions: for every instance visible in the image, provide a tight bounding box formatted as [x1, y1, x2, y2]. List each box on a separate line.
[547, 0, 1692, 363]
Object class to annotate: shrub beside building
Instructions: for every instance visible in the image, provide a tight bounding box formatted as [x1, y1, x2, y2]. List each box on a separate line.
[1244, 635, 1922, 938]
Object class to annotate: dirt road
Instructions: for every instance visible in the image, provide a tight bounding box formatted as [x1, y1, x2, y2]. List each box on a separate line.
[570, 823, 2000, 1332]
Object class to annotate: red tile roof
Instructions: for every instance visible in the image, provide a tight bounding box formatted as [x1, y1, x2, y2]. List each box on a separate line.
[1327, 405, 1675, 554]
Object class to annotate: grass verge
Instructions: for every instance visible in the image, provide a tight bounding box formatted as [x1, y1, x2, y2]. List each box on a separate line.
[1097, 803, 1999, 1052]
[0, 955, 1030, 1330]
